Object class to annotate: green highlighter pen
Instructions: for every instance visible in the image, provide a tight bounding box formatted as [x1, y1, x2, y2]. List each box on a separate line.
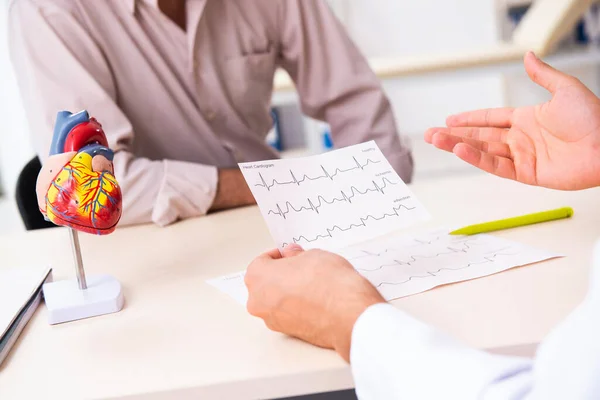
[450, 207, 574, 236]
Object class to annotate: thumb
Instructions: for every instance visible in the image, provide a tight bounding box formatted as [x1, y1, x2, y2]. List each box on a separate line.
[525, 51, 574, 94]
[281, 243, 304, 258]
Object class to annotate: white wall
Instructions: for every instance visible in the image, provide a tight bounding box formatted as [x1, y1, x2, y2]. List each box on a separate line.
[346, 0, 500, 58]
[0, 3, 34, 199]
[344, 0, 504, 134]
[505, 64, 600, 108]
[334, 0, 505, 178]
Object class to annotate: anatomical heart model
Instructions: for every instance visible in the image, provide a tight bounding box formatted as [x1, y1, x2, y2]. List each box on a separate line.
[37, 110, 122, 234]
[37, 110, 125, 325]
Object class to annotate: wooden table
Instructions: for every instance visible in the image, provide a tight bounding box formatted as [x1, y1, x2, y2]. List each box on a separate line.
[1, 173, 598, 399]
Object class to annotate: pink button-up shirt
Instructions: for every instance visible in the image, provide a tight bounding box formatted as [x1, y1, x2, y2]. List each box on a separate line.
[9, 0, 413, 227]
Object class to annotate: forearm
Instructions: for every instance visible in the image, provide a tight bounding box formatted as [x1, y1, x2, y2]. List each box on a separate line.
[116, 157, 254, 224]
[114, 152, 218, 226]
[210, 168, 256, 212]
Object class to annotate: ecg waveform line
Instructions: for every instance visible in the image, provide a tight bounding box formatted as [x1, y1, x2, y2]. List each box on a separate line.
[375, 251, 519, 288]
[287, 203, 416, 245]
[346, 236, 488, 262]
[353, 242, 495, 271]
[255, 157, 381, 191]
[356, 245, 512, 272]
[346, 237, 480, 261]
[267, 177, 399, 219]
[412, 237, 443, 246]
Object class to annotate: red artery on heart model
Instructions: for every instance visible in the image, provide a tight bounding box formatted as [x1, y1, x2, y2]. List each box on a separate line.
[36, 110, 122, 235]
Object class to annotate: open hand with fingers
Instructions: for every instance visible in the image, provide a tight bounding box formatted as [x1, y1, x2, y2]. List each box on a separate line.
[425, 52, 600, 190]
[245, 244, 384, 362]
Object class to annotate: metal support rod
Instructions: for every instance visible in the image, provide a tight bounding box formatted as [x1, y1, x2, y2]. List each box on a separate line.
[69, 228, 87, 290]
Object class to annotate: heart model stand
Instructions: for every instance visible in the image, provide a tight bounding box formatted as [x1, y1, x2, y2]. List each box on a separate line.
[38, 110, 124, 325]
[42, 228, 124, 325]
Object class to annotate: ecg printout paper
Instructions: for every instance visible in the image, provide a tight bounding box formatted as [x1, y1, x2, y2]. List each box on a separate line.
[334, 228, 561, 301]
[207, 229, 561, 304]
[239, 141, 430, 251]
[206, 271, 248, 305]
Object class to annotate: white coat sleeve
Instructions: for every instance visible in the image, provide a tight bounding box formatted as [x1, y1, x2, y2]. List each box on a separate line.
[351, 241, 600, 400]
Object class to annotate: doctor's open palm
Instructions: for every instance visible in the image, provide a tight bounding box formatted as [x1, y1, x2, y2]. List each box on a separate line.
[425, 52, 600, 190]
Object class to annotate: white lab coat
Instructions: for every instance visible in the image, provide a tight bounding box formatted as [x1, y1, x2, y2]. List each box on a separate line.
[350, 242, 600, 399]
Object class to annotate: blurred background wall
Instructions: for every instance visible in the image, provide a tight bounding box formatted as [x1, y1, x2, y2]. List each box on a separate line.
[0, 2, 31, 231]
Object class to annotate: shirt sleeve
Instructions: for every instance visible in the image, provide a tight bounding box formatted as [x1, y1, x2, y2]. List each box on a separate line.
[8, 0, 217, 227]
[276, 0, 413, 183]
[351, 240, 600, 399]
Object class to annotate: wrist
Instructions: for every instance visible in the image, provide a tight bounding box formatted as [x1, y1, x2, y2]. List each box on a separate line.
[332, 295, 385, 362]
[211, 168, 256, 210]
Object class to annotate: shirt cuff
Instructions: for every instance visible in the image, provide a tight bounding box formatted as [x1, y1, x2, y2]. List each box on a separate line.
[152, 159, 218, 226]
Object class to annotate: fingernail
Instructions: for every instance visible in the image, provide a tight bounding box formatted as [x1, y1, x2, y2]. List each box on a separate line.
[282, 243, 304, 258]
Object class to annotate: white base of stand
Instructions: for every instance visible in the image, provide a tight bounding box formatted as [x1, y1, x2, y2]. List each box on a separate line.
[43, 274, 124, 325]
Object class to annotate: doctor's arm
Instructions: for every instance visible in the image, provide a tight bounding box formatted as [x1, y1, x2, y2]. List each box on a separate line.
[245, 244, 600, 399]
